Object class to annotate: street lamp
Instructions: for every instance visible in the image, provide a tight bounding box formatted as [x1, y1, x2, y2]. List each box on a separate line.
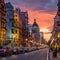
[25, 38, 28, 46]
[26, 39, 28, 42]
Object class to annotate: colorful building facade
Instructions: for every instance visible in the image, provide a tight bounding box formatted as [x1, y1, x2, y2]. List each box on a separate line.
[51, 0, 60, 48]
[6, 2, 15, 47]
[20, 11, 29, 46]
[14, 9, 22, 47]
[0, 0, 7, 46]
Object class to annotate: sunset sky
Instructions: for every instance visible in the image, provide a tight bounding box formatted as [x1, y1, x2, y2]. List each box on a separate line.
[5, 0, 58, 41]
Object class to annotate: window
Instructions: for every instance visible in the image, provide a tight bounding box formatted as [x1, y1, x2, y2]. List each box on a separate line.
[25, 18, 27, 20]
[58, 33, 60, 37]
[57, 21, 60, 26]
[15, 19, 17, 21]
[11, 29, 14, 33]
[15, 15, 17, 17]
[15, 30, 17, 33]
[25, 13, 28, 17]
[12, 24, 14, 27]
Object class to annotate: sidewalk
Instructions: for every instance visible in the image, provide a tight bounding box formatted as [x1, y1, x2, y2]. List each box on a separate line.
[52, 53, 60, 60]
[49, 52, 60, 60]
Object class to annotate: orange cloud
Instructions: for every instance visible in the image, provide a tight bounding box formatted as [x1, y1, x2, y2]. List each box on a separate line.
[28, 10, 55, 29]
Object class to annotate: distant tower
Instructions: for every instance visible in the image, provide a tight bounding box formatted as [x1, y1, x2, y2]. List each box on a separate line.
[32, 19, 40, 43]
[34, 19, 36, 23]
[32, 19, 39, 33]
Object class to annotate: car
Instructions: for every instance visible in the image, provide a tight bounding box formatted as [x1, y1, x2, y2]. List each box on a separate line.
[19, 46, 24, 54]
[12, 47, 20, 54]
[4, 47, 12, 56]
[0, 46, 4, 56]
[29, 46, 37, 51]
[0, 46, 12, 56]
[24, 47, 29, 52]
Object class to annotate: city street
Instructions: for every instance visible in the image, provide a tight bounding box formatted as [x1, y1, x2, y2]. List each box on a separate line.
[0, 0, 60, 60]
[0, 48, 48, 60]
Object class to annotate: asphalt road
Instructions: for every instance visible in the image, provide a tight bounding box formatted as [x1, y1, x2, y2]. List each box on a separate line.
[0, 48, 48, 60]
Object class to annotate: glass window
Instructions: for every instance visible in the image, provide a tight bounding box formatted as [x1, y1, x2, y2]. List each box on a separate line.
[15, 30, 17, 33]
[57, 21, 60, 26]
[11, 29, 14, 33]
[58, 33, 60, 37]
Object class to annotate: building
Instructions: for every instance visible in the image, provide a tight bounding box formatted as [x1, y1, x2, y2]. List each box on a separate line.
[0, 0, 7, 46]
[20, 11, 29, 46]
[51, 0, 60, 48]
[32, 19, 40, 43]
[28, 24, 33, 41]
[6, 2, 15, 47]
[28, 24, 32, 35]
[40, 32, 44, 44]
[40, 32, 46, 44]
[14, 8, 22, 47]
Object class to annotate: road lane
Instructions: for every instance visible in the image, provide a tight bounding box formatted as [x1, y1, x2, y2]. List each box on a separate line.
[0, 48, 48, 60]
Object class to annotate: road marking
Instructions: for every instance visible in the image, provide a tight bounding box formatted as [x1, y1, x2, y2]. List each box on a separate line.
[47, 50, 49, 60]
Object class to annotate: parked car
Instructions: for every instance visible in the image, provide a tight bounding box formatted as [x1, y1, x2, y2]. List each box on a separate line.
[12, 47, 20, 54]
[29, 46, 37, 51]
[19, 46, 24, 53]
[0, 46, 4, 56]
[24, 47, 29, 52]
[0, 46, 12, 56]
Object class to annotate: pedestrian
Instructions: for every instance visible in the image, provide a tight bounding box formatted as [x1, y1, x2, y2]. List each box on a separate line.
[48, 49, 52, 60]
[53, 48, 57, 57]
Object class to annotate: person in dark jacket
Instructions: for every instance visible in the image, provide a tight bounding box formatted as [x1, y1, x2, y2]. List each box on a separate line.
[53, 48, 57, 57]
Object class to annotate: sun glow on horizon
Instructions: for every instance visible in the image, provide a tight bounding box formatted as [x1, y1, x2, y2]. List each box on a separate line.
[40, 28, 50, 32]
[40, 28, 51, 41]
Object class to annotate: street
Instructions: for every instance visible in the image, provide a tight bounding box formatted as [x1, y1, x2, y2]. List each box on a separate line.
[0, 48, 48, 60]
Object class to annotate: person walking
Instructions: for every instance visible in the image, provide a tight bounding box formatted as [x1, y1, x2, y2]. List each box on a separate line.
[48, 47, 53, 60]
[53, 48, 57, 57]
